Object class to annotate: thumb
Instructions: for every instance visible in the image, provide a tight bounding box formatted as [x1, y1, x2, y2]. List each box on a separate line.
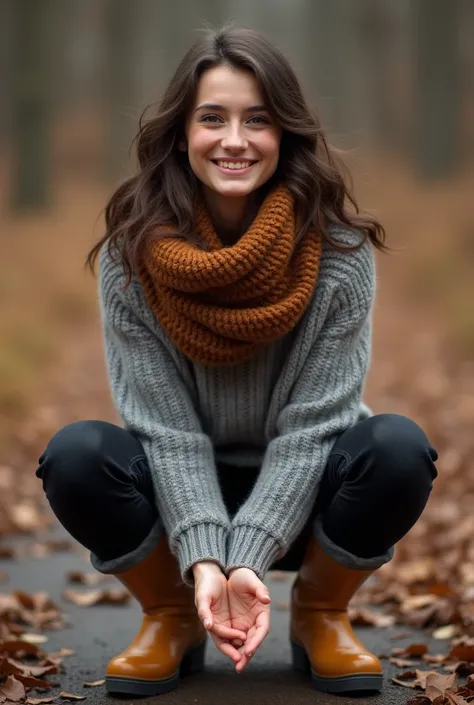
[255, 584, 271, 604]
[196, 594, 214, 630]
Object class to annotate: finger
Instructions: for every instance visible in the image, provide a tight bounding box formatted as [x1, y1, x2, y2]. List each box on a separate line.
[209, 622, 247, 641]
[231, 639, 244, 648]
[244, 619, 270, 657]
[235, 651, 251, 673]
[210, 635, 242, 664]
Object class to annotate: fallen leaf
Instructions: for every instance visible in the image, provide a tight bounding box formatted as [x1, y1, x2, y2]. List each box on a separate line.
[391, 657, 421, 668]
[448, 644, 474, 662]
[0, 675, 26, 702]
[82, 681, 104, 688]
[349, 607, 395, 627]
[20, 634, 48, 645]
[26, 699, 56, 704]
[59, 693, 86, 701]
[65, 572, 111, 587]
[62, 588, 130, 607]
[393, 644, 429, 658]
[415, 670, 454, 689]
[424, 671, 457, 696]
[392, 677, 416, 688]
[433, 624, 458, 640]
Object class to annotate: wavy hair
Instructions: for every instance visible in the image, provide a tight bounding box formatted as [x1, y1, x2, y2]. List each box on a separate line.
[85, 24, 387, 286]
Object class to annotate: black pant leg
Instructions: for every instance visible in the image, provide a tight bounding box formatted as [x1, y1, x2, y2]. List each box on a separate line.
[36, 420, 158, 560]
[318, 413, 438, 558]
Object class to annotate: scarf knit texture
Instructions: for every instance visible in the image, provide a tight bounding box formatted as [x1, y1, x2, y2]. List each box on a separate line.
[137, 184, 322, 366]
[93, 212, 386, 587]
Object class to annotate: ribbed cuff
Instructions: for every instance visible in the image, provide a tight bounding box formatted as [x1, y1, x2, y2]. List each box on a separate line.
[226, 526, 282, 580]
[174, 523, 229, 587]
[313, 517, 395, 570]
[90, 519, 163, 575]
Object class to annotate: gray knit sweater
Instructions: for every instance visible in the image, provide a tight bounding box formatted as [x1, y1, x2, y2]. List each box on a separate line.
[92, 225, 375, 585]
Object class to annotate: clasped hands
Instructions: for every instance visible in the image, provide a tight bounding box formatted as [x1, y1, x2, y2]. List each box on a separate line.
[192, 561, 271, 673]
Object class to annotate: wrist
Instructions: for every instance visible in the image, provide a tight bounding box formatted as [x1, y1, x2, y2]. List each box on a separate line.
[192, 560, 223, 577]
[228, 566, 254, 577]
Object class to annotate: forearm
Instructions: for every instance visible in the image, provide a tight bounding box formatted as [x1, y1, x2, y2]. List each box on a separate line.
[99, 250, 230, 585]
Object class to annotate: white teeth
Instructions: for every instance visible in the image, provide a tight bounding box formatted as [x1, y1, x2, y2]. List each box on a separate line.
[216, 161, 252, 170]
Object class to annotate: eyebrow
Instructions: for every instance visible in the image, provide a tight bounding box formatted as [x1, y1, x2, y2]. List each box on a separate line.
[194, 103, 268, 113]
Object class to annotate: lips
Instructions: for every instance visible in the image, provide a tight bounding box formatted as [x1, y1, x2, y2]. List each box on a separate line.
[211, 159, 258, 169]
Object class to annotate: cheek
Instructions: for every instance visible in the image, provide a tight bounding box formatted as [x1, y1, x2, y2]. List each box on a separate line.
[257, 132, 281, 163]
[188, 128, 215, 159]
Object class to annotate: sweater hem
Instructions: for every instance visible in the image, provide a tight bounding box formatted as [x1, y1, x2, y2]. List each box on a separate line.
[226, 525, 283, 580]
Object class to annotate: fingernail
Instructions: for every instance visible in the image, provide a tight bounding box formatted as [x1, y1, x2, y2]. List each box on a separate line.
[204, 619, 211, 629]
[248, 651, 253, 658]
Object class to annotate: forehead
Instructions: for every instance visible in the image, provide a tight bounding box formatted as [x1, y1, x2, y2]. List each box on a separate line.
[193, 65, 264, 108]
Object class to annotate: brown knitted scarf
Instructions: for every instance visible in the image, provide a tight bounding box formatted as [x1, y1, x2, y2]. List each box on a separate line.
[137, 184, 322, 366]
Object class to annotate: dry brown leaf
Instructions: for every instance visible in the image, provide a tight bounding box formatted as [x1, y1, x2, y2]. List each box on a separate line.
[14, 675, 52, 689]
[424, 672, 457, 700]
[444, 661, 474, 676]
[391, 657, 421, 668]
[82, 681, 104, 688]
[59, 694, 86, 701]
[65, 572, 111, 587]
[416, 670, 455, 690]
[393, 643, 430, 658]
[434, 625, 458, 640]
[392, 677, 417, 688]
[26, 699, 56, 705]
[0, 675, 26, 702]
[349, 607, 395, 627]
[400, 594, 441, 613]
[1, 640, 43, 657]
[20, 634, 48, 645]
[448, 645, 474, 663]
[62, 588, 130, 607]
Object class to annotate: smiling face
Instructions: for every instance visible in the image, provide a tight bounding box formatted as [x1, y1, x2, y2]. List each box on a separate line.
[184, 64, 282, 217]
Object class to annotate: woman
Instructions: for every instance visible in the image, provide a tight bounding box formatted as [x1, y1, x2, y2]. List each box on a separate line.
[36, 25, 438, 697]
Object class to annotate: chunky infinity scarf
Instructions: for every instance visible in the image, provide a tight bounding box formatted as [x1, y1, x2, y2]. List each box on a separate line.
[137, 184, 322, 366]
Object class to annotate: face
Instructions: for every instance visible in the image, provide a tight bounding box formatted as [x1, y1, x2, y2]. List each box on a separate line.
[183, 64, 282, 205]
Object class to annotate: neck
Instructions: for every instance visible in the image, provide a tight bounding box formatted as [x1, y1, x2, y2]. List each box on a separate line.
[202, 188, 259, 246]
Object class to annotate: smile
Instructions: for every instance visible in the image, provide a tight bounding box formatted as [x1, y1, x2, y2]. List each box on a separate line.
[211, 160, 257, 172]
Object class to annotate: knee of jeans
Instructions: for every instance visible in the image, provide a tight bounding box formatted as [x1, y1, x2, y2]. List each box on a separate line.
[36, 420, 108, 492]
[368, 414, 438, 486]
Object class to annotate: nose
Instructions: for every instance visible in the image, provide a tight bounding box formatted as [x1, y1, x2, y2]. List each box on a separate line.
[221, 124, 248, 151]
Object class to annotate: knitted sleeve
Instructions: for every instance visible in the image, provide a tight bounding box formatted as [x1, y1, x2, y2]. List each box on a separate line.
[98, 246, 230, 585]
[226, 240, 375, 579]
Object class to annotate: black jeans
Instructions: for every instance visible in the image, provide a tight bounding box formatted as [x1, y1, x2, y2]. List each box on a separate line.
[35, 414, 438, 571]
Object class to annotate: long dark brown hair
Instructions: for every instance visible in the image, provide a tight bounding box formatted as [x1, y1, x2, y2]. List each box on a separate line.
[85, 24, 387, 287]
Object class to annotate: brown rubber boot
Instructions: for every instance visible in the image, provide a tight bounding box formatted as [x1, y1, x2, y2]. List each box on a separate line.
[105, 534, 207, 696]
[290, 536, 383, 693]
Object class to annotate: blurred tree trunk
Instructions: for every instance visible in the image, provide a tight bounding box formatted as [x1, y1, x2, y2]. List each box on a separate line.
[304, 0, 359, 146]
[413, 0, 462, 179]
[357, 0, 398, 150]
[9, 0, 53, 211]
[0, 0, 13, 149]
[102, 0, 140, 181]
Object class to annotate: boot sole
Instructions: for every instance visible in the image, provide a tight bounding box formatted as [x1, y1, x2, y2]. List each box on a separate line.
[105, 639, 207, 696]
[291, 640, 383, 693]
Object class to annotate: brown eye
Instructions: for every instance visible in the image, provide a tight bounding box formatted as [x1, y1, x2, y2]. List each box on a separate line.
[247, 116, 269, 124]
[201, 114, 222, 123]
